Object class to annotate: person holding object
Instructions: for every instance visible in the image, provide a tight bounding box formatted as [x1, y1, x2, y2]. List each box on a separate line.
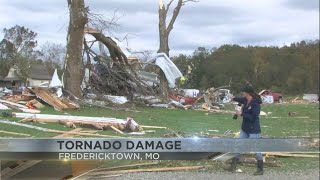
[225, 84, 263, 175]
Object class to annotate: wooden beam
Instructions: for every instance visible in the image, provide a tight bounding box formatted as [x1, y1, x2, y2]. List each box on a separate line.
[109, 126, 124, 134]
[0, 130, 31, 137]
[1, 161, 42, 179]
[0, 120, 122, 138]
[94, 162, 158, 172]
[140, 125, 167, 129]
[266, 152, 319, 158]
[89, 166, 204, 176]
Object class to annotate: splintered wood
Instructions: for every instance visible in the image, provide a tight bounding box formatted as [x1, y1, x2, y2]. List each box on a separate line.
[89, 166, 204, 176]
[28, 87, 79, 111]
[12, 112, 141, 133]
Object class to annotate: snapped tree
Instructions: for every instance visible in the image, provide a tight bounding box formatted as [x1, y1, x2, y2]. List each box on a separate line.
[63, 0, 154, 99]
[157, 0, 197, 99]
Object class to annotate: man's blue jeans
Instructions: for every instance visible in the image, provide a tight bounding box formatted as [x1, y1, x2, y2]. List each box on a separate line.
[235, 130, 263, 161]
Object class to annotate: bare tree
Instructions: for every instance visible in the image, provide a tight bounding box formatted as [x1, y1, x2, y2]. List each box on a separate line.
[40, 42, 65, 75]
[157, 0, 197, 99]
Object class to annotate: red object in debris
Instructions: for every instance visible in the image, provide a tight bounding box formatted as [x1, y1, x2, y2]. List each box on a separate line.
[26, 102, 37, 109]
[260, 90, 283, 103]
[168, 93, 198, 105]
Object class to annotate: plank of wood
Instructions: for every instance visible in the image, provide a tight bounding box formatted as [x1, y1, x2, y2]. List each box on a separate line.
[92, 174, 122, 179]
[110, 126, 124, 134]
[79, 130, 99, 133]
[89, 166, 204, 176]
[1, 160, 42, 179]
[0, 102, 10, 110]
[0, 130, 31, 137]
[55, 128, 82, 138]
[47, 130, 122, 138]
[292, 97, 299, 102]
[266, 152, 319, 158]
[140, 125, 167, 129]
[94, 162, 158, 172]
[0, 120, 122, 138]
[0, 99, 27, 109]
[0, 129, 83, 179]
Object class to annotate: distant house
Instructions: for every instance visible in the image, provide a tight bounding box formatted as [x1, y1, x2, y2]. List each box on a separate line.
[26, 64, 52, 87]
[0, 67, 23, 88]
[0, 65, 52, 88]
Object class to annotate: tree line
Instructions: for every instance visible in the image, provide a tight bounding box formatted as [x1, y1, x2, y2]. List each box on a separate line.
[174, 40, 319, 95]
[0, 25, 65, 81]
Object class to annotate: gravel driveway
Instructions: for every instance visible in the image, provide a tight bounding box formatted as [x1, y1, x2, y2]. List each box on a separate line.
[100, 169, 319, 180]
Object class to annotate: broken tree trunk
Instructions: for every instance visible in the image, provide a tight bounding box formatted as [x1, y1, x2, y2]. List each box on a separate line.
[157, 0, 186, 100]
[63, 0, 88, 98]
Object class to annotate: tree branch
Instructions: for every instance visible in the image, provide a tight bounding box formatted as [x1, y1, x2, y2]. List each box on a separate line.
[165, 0, 175, 14]
[182, 0, 199, 5]
[166, 0, 183, 34]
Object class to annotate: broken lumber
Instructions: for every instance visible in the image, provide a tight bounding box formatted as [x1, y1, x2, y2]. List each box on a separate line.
[12, 113, 126, 123]
[28, 87, 79, 111]
[0, 102, 10, 110]
[89, 166, 204, 176]
[55, 128, 83, 138]
[292, 97, 299, 102]
[0, 99, 27, 109]
[94, 162, 159, 172]
[266, 152, 319, 158]
[0, 130, 31, 137]
[0, 120, 122, 138]
[140, 125, 167, 129]
[1, 129, 83, 179]
[59, 120, 77, 128]
[1, 160, 42, 179]
[109, 126, 124, 134]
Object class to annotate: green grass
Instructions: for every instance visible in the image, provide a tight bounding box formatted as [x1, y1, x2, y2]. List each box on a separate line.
[0, 103, 319, 171]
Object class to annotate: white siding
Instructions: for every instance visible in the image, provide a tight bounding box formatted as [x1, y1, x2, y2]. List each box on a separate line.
[27, 78, 50, 87]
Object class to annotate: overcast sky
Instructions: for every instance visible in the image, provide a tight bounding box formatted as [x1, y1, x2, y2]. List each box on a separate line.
[0, 0, 319, 55]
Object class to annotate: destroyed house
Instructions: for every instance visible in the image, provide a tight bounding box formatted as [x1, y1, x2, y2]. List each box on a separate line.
[26, 65, 52, 87]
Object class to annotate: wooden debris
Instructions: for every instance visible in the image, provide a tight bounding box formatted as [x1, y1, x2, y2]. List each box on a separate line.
[126, 118, 140, 131]
[79, 130, 99, 134]
[1, 129, 82, 179]
[0, 102, 10, 110]
[27, 99, 45, 109]
[59, 120, 77, 128]
[0, 99, 28, 109]
[0, 130, 31, 137]
[55, 128, 82, 138]
[1, 161, 42, 179]
[109, 125, 124, 134]
[89, 166, 204, 176]
[240, 158, 281, 167]
[292, 97, 299, 102]
[28, 87, 79, 111]
[140, 125, 167, 129]
[92, 174, 122, 179]
[0, 120, 122, 138]
[10, 112, 141, 132]
[266, 152, 319, 158]
[94, 162, 159, 172]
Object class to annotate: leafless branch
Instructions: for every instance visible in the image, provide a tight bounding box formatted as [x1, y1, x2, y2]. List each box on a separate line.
[182, 0, 199, 5]
[87, 10, 122, 34]
[166, 0, 175, 14]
